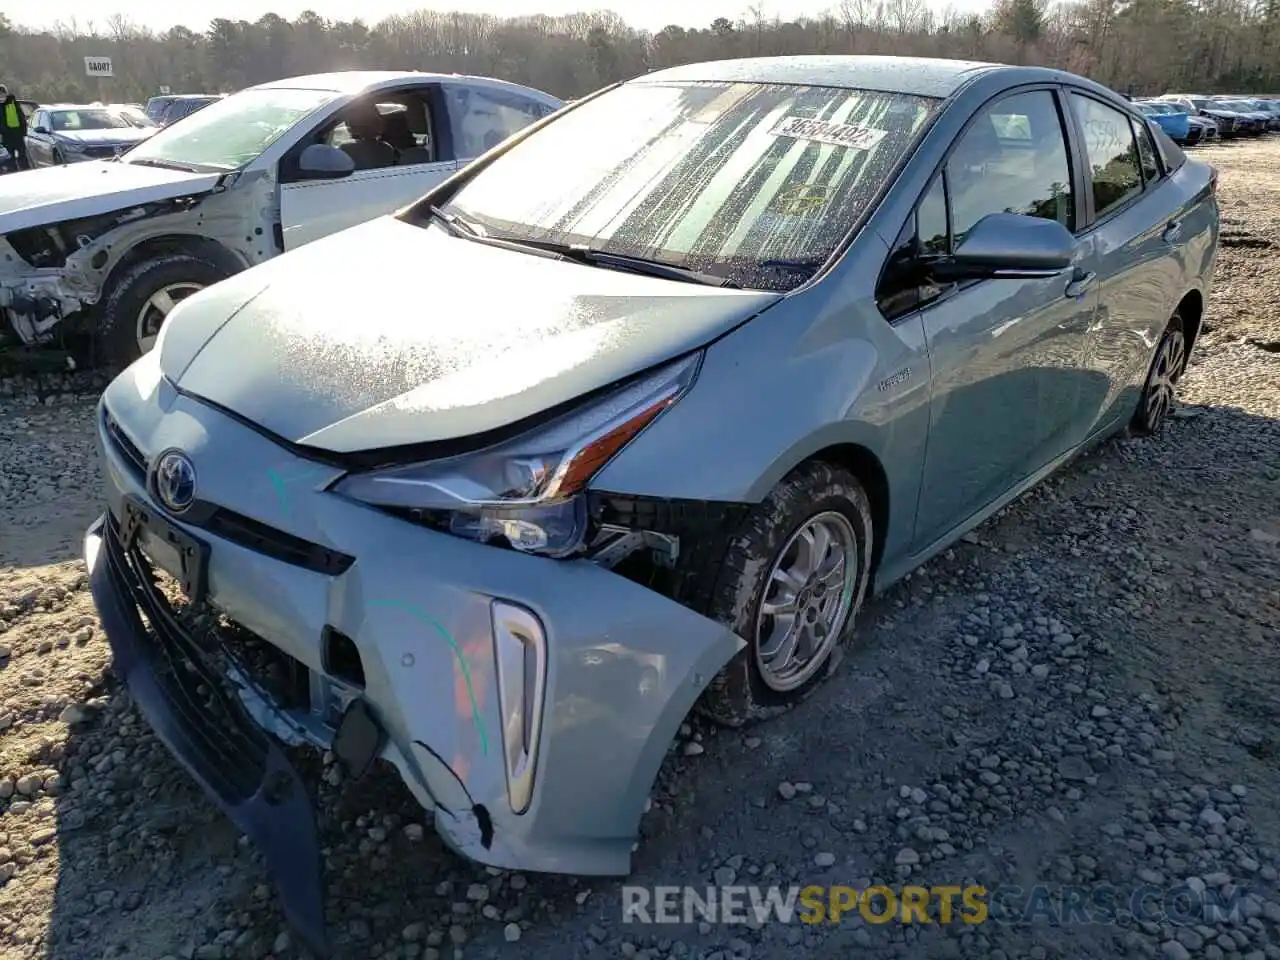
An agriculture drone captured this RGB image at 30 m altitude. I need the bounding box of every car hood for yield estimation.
[57,128,154,146]
[161,216,783,454]
[0,160,223,233]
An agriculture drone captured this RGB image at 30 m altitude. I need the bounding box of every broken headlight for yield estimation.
[332,352,701,558]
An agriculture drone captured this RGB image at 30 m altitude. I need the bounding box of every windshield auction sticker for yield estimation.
[770,115,888,150]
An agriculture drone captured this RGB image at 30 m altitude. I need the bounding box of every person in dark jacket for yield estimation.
[0,86,29,171]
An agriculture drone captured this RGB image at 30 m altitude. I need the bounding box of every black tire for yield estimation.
[96,253,230,368]
[694,461,875,727]
[1130,310,1187,436]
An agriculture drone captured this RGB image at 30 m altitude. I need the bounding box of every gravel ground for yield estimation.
[1,139,1278,960]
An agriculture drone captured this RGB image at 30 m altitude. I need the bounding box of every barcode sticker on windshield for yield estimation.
[769,115,888,150]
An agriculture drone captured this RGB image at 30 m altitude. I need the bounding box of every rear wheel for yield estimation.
[694,462,875,727]
[96,253,230,367]
[1130,310,1187,436]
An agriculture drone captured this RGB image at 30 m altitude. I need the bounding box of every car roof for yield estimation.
[636,55,1012,99]
[250,70,560,104]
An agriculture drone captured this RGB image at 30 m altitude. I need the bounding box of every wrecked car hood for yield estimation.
[161,215,783,454]
[0,160,223,233]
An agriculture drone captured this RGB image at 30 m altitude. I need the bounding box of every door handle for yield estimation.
[1163,220,1182,244]
[1064,270,1096,299]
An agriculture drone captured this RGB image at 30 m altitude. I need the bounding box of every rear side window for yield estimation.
[445,85,548,159]
[1131,118,1162,184]
[1070,94,1143,219]
[1148,121,1186,174]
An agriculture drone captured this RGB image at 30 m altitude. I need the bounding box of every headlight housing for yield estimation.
[60,139,86,154]
[332,352,701,557]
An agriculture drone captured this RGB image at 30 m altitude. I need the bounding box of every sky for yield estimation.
[3,0,982,35]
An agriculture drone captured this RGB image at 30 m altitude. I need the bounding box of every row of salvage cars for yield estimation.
[1135,92,1280,144]
[47,57,1221,955]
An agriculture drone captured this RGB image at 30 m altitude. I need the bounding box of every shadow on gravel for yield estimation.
[33,404,1280,960]
[0,503,106,571]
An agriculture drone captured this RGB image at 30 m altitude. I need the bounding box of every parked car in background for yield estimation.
[1186,114,1219,142]
[109,103,159,129]
[1136,101,1190,143]
[1247,97,1280,124]
[0,70,562,362]
[1206,98,1264,135]
[1167,96,1247,137]
[1219,97,1279,131]
[24,104,159,167]
[159,94,224,126]
[1141,99,1218,144]
[144,93,220,125]
[82,56,1219,955]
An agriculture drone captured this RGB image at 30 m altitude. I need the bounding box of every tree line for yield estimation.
[0,0,1276,108]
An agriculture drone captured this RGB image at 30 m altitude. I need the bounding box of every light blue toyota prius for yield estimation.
[84,56,1218,952]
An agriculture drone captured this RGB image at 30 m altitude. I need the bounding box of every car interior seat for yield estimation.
[339,101,395,170]
[381,109,430,165]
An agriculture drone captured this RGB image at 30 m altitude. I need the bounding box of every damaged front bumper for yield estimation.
[87,381,746,951]
[84,513,330,957]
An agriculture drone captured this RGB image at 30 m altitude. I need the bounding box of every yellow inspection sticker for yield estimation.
[769,115,888,150]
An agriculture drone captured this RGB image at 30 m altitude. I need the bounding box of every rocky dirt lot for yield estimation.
[1,139,1278,960]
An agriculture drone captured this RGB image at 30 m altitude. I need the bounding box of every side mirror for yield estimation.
[297,142,355,180]
[32,125,48,135]
[933,212,1075,281]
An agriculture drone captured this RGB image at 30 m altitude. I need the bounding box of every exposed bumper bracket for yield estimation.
[332,697,385,781]
[84,513,330,958]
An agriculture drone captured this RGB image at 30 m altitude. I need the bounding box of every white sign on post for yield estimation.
[84,56,114,78]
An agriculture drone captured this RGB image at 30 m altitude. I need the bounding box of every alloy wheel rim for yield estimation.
[136,282,204,353]
[754,510,859,693]
[1145,328,1186,430]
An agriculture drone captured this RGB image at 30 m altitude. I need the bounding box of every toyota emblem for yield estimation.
[153,449,197,514]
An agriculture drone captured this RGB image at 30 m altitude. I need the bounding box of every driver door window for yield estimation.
[947,89,1075,245]
[321,94,436,171]
[279,85,458,251]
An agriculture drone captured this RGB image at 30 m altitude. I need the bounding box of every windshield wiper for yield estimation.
[429,205,487,238]
[126,157,201,172]
[760,257,823,276]
[568,248,741,288]
[426,217,738,288]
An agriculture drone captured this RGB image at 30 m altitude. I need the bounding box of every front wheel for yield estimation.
[695,462,875,727]
[1130,310,1187,435]
[96,253,230,367]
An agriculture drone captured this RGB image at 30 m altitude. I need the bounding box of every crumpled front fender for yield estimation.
[342,555,746,876]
